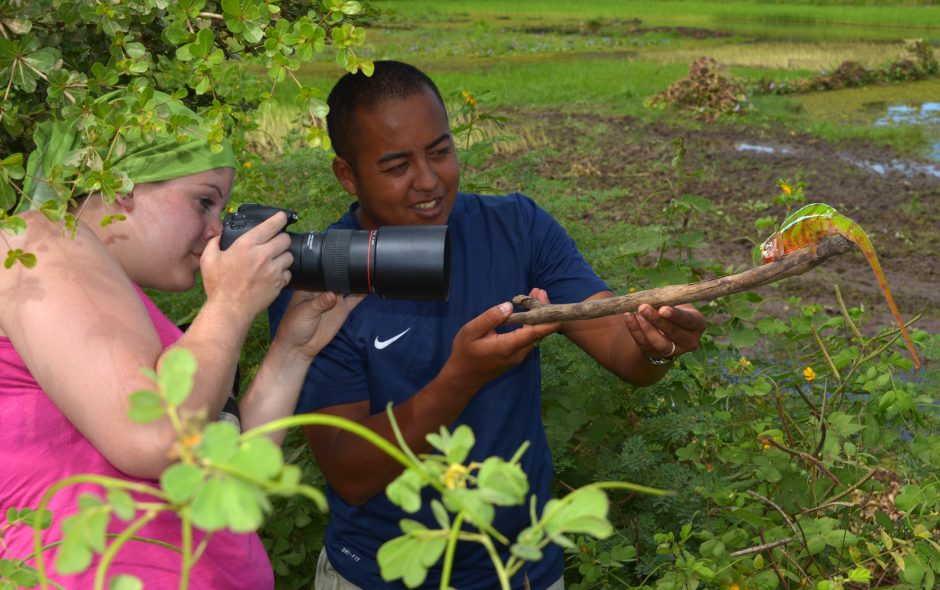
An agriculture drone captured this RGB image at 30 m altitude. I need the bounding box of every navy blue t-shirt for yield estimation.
[269,193,608,589]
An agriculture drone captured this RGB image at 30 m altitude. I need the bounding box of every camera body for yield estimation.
[220,204,450,301]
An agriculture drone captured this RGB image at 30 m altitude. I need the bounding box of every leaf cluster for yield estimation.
[0,0,373,260]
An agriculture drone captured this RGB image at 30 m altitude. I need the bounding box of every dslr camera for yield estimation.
[220,204,450,301]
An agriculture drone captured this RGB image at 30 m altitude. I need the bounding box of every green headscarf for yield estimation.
[22,89,236,210]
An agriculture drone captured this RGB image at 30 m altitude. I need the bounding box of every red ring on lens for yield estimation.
[366,229,376,293]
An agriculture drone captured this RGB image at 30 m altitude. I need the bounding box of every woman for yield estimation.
[0,89,358,588]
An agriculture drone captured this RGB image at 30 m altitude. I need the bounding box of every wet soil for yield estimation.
[498,110,940,335]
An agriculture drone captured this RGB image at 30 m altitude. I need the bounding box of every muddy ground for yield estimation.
[502,110,940,336]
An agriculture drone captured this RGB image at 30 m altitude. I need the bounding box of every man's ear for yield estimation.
[332,156,359,197]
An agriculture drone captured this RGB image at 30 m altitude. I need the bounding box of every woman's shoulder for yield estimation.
[0,212,117,328]
[6,210,100,252]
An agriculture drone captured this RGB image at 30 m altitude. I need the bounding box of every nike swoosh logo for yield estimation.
[374,328,411,350]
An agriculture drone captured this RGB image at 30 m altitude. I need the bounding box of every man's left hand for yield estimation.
[623,303,707,361]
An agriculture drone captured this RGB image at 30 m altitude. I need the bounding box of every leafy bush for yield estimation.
[0,0,372,240]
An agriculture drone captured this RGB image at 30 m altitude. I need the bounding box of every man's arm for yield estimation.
[562,291,707,387]
[304,294,559,505]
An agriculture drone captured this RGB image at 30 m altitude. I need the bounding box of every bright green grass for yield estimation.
[375,0,940,41]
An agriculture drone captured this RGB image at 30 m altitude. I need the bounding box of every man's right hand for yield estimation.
[442,288,560,392]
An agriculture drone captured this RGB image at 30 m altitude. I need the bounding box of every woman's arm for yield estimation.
[238,290,362,444]
[0,212,291,479]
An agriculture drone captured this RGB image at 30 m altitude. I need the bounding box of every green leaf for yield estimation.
[158,347,196,406]
[190,478,228,531]
[476,457,528,506]
[385,469,424,514]
[229,437,284,480]
[847,567,872,583]
[128,390,165,423]
[752,455,782,483]
[442,489,494,530]
[219,478,267,532]
[340,1,362,15]
[806,533,826,555]
[107,489,136,521]
[430,499,449,529]
[426,425,474,464]
[894,484,924,512]
[541,487,612,540]
[109,575,143,590]
[902,553,926,585]
[200,422,240,463]
[161,463,205,503]
[377,534,446,587]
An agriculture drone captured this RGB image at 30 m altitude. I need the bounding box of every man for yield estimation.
[269,60,707,589]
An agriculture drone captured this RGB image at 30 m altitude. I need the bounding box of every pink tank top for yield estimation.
[0,286,273,589]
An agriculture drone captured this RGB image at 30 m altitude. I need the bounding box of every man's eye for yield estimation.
[384,162,407,174]
[199,198,214,210]
[431,147,451,159]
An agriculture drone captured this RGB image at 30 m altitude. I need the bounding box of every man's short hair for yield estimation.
[326,60,446,162]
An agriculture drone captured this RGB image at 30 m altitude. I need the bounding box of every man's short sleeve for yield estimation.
[521,195,609,304]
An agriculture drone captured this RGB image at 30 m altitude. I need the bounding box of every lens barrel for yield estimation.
[288,225,450,301]
[220,204,450,301]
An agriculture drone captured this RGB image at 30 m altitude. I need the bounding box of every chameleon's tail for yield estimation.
[847,228,922,369]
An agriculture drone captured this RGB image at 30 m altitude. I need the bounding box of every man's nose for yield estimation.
[412,159,439,191]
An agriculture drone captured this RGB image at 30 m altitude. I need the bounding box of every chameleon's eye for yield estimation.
[760,243,774,263]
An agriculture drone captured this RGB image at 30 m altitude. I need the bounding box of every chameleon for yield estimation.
[761,203,921,369]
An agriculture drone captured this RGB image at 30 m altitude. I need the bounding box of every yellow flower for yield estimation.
[462,90,476,106]
[777,180,793,196]
[738,356,752,370]
[628,287,637,294]
[181,432,202,449]
[729,584,740,590]
[443,463,470,490]
[762,441,771,450]
[803,366,816,382]
[242,161,252,168]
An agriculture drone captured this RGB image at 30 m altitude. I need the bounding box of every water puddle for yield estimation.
[734,142,793,155]
[874,101,940,163]
[841,156,940,179]
[736,100,940,180]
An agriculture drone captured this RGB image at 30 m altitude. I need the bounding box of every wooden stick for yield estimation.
[506,234,854,325]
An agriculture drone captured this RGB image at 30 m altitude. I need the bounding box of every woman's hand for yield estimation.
[200,211,294,318]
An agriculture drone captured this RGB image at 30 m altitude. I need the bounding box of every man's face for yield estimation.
[332,86,460,230]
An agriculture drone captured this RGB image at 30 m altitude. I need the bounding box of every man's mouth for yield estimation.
[413,198,440,211]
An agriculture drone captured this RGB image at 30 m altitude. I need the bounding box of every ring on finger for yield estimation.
[666,340,677,358]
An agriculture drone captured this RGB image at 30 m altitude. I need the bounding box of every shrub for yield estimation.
[646,57,750,123]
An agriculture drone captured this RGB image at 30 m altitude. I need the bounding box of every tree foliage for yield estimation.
[0,0,373,237]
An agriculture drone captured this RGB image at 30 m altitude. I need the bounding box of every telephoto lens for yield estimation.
[220,204,450,301]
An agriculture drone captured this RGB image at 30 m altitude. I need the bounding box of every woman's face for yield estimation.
[115,167,235,291]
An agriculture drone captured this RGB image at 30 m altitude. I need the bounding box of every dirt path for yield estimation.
[501,110,940,335]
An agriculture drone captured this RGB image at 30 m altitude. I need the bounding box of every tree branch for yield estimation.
[506,234,854,325]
